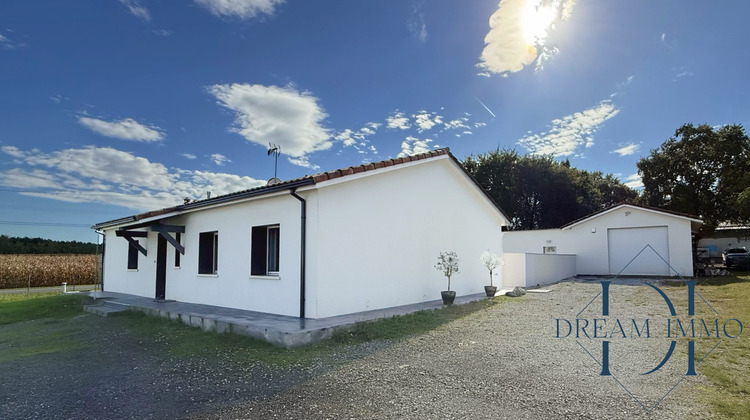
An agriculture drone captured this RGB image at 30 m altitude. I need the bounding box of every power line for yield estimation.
[0,220,91,228]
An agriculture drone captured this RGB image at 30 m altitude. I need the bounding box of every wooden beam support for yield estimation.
[115,230,148,256]
[150,224,185,233]
[150,224,185,255]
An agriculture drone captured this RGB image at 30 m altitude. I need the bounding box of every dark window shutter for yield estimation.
[127,241,139,270]
[174,232,181,268]
[198,232,214,274]
[251,226,267,275]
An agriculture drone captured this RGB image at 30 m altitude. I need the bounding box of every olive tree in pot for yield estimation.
[436,251,460,305]
[480,250,501,297]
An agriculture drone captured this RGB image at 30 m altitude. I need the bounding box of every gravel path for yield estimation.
[1,281,716,419]
[199,281,713,419]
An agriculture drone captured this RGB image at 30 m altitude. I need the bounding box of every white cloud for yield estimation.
[444,118,470,131]
[661,33,666,42]
[0,145,265,211]
[611,143,640,157]
[208,83,332,158]
[474,122,487,128]
[49,95,69,104]
[622,173,643,189]
[211,153,231,166]
[287,156,320,170]
[386,111,411,130]
[408,5,427,42]
[120,0,151,21]
[477,0,575,75]
[78,116,164,142]
[0,33,21,50]
[413,111,443,132]
[398,136,432,157]
[194,0,284,19]
[1,145,26,158]
[181,153,197,159]
[518,100,619,156]
[334,122,380,158]
[674,70,694,81]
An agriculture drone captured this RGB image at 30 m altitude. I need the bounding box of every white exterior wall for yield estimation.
[103,228,156,297]
[311,157,507,318]
[102,192,305,317]
[502,253,576,288]
[502,206,696,277]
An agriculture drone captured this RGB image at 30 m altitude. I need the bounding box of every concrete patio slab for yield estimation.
[84,291,488,348]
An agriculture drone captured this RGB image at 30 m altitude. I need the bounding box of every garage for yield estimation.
[607,226,670,275]
[502,204,703,278]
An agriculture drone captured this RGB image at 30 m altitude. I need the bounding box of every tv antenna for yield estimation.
[267,143,281,184]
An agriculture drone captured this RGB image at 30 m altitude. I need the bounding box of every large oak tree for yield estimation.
[463,149,637,230]
[637,123,750,234]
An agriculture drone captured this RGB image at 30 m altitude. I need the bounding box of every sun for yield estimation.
[521,1,559,45]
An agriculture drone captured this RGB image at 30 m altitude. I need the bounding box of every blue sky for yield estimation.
[1,0,748,243]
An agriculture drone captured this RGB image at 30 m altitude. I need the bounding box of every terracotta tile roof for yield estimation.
[93,147,510,229]
[311,148,449,183]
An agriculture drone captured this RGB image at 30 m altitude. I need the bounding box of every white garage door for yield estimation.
[608,227,670,276]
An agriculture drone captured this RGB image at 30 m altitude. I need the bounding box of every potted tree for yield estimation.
[480,250,501,297]
[436,251,460,305]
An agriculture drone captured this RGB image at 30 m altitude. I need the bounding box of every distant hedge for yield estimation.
[0,254,100,289]
[0,235,98,255]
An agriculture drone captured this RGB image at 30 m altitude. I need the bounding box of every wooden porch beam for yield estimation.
[150,224,185,233]
[115,230,148,256]
[150,224,186,255]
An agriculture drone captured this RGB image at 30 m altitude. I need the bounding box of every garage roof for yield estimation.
[561,203,703,231]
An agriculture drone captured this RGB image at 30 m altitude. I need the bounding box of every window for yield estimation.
[252,225,280,276]
[127,241,139,270]
[174,232,182,268]
[198,231,218,274]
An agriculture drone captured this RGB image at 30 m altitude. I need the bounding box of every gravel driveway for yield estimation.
[199,280,713,419]
[1,280,715,419]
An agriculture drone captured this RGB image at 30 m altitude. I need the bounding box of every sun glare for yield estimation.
[521,1,559,45]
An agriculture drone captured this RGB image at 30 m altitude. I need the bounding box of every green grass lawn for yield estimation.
[121,297,502,366]
[0,293,92,363]
[693,272,750,419]
[0,291,502,368]
[0,293,90,326]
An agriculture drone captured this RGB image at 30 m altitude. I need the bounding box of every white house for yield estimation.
[93,149,510,319]
[502,203,703,287]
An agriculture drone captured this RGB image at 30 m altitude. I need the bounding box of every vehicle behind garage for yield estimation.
[723,247,750,268]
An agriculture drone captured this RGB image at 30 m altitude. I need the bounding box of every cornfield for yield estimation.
[0,254,100,289]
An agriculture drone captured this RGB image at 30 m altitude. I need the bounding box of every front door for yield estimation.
[155,234,167,299]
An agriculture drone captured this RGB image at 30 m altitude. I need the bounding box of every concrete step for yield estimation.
[84,302,130,317]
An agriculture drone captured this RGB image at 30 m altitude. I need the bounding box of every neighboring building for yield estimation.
[502,203,703,286]
[697,224,750,260]
[93,149,510,319]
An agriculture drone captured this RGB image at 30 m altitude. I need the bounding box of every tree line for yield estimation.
[463,123,750,236]
[0,235,99,254]
[463,150,637,230]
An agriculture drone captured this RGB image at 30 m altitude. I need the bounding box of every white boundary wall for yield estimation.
[502,253,576,288]
[502,206,696,277]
